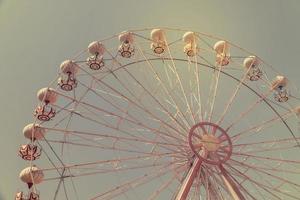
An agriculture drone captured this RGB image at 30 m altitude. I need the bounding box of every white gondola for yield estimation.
[87,41,105,70]
[182,31,198,57]
[20,123,43,160]
[243,56,262,81]
[34,88,57,121]
[150,29,166,54]
[118,31,135,58]
[58,60,79,91]
[214,40,230,66]
[271,75,289,102]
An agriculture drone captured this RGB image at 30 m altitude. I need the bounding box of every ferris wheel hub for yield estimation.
[188,122,232,165]
[200,134,221,152]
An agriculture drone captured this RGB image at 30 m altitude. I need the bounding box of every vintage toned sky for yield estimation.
[0,0,300,199]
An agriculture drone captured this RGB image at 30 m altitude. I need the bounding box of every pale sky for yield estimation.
[1,0,300,199]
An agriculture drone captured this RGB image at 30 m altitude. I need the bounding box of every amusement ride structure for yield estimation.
[15,28,300,200]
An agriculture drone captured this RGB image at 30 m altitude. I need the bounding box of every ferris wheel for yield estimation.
[15,28,300,200]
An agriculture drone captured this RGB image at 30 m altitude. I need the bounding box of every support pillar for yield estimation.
[219,165,246,200]
[175,157,202,200]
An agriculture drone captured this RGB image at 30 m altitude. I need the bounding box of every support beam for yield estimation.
[175,157,202,200]
[219,165,246,200]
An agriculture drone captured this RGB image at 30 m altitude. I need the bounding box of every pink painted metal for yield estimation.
[219,165,246,200]
[175,157,202,200]
[188,122,232,165]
